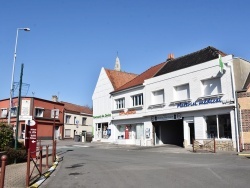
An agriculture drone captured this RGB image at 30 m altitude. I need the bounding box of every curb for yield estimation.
[29,156,59,188]
[238,153,250,156]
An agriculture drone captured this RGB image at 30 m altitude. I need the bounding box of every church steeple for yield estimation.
[114,53,121,71]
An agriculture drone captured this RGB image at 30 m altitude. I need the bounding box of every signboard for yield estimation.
[25,121,37,158]
[21,99,30,115]
[151,113,182,122]
[19,115,32,121]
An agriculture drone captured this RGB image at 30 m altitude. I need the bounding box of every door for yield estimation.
[154,125,160,145]
[189,123,195,144]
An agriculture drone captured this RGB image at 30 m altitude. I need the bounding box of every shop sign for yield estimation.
[151,113,181,122]
[93,114,111,119]
[119,109,136,116]
[177,98,221,108]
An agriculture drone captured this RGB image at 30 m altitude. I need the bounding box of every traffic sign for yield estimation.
[25,120,36,126]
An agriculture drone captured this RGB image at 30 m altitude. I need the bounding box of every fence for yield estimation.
[192,138,216,153]
[26,140,57,187]
[0,140,57,188]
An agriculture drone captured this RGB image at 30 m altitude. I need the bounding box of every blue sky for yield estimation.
[1,0,250,107]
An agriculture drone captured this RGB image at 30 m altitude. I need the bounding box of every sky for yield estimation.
[1,0,250,107]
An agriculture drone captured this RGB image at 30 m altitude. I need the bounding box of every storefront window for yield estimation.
[136,124,144,139]
[206,114,231,139]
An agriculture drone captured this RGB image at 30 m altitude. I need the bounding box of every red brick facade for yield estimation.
[0,97,64,141]
[237,89,250,150]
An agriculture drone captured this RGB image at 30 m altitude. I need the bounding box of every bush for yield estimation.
[0,122,14,151]
[4,146,27,163]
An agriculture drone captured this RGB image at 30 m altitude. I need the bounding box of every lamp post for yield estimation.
[8,28,30,125]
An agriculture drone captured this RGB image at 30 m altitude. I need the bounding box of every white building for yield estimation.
[92,56,137,142]
[109,46,250,151]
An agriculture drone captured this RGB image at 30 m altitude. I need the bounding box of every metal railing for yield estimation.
[192,137,216,153]
[26,140,57,187]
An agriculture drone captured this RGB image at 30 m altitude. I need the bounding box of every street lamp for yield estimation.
[8,28,30,125]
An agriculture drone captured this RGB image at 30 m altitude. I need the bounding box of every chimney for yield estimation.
[167,53,175,61]
[52,95,58,102]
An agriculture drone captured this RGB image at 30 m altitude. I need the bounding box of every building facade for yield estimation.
[106,47,250,151]
[92,57,137,142]
[62,101,93,141]
[0,96,64,140]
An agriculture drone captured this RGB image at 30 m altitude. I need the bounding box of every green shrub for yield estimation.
[0,122,14,151]
[4,146,27,163]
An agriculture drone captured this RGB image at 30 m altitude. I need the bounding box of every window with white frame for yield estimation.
[51,109,59,118]
[1,108,7,117]
[174,84,190,101]
[82,117,87,125]
[35,108,44,117]
[152,89,164,105]
[65,129,71,137]
[74,117,77,124]
[115,98,125,109]
[206,114,231,139]
[132,94,143,107]
[65,115,71,124]
[202,77,222,96]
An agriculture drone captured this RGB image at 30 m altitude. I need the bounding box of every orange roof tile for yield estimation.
[61,101,93,115]
[113,62,167,92]
[105,69,138,90]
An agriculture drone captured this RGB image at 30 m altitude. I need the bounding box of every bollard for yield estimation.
[192,138,194,153]
[39,146,43,175]
[214,137,216,153]
[54,140,57,161]
[46,145,49,168]
[26,149,30,187]
[0,155,7,188]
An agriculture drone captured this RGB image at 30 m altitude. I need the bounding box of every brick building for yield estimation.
[0,96,64,140]
[237,73,250,150]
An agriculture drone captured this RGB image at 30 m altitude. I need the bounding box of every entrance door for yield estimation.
[154,125,160,145]
[189,123,195,144]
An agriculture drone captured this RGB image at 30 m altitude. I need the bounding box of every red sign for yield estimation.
[25,122,37,158]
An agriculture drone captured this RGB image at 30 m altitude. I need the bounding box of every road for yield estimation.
[40,141,250,188]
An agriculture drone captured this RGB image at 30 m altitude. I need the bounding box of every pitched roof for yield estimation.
[61,101,93,115]
[105,69,137,90]
[155,46,227,77]
[243,72,250,90]
[113,62,167,93]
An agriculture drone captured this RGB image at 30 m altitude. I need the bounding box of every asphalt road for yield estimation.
[40,142,250,188]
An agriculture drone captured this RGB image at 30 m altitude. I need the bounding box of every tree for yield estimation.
[0,122,14,150]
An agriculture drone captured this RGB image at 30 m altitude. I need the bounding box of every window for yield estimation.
[65,115,71,124]
[132,94,143,107]
[1,108,7,117]
[82,117,87,125]
[74,117,77,124]
[202,78,222,96]
[152,89,164,105]
[136,124,144,139]
[11,107,17,117]
[35,108,44,117]
[206,114,231,139]
[65,129,71,137]
[115,98,125,109]
[174,84,190,101]
[51,109,59,118]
